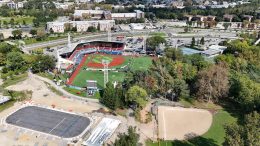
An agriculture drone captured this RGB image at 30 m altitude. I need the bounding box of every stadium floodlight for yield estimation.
[102,59,110,88]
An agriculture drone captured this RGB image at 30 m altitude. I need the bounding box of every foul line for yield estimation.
[49,118,66,134]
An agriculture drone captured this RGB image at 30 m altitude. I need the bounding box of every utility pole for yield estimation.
[102,60,110,88]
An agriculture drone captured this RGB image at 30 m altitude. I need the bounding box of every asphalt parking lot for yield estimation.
[6,106,91,138]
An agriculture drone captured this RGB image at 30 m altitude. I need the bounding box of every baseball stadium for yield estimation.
[57,39,153,96]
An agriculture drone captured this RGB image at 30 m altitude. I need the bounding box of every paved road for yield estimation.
[22,28,240,52]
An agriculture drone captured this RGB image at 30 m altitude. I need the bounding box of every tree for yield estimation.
[114,126,140,146]
[31,55,55,73]
[191,37,195,48]
[146,35,166,51]
[0,33,4,42]
[6,52,25,71]
[229,73,260,112]
[126,85,148,108]
[99,82,122,110]
[87,26,97,32]
[200,37,205,45]
[29,29,37,37]
[12,29,23,39]
[194,63,230,102]
[36,29,46,41]
[165,47,183,61]
[223,23,230,30]
[224,112,260,146]
[0,53,6,66]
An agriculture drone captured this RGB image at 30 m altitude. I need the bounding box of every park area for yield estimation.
[67,54,153,89]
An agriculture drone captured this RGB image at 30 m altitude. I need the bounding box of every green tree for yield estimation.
[6,52,25,71]
[200,37,205,45]
[229,73,260,112]
[165,47,183,61]
[12,29,23,39]
[99,82,118,110]
[31,55,55,73]
[0,33,4,41]
[87,26,97,32]
[0,53,6,66]
[29,29,37,37]
[146,35,166,51]
[114,126,140,146]
[224,112,260,146]
[191,37,195,48]
[126,85,148,108]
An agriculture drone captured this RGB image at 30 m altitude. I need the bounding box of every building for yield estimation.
[73,9,144,20]
[7,1,24,9]
[224,14,234,22]
[86,80,98,96]
[47,20,115,33]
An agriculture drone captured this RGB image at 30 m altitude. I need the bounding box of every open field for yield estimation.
[147,110,237,146]
[0,16,34,24]
[158,106,212,140]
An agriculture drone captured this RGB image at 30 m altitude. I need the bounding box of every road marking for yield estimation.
[49,118,66,134]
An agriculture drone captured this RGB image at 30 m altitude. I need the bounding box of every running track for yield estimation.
[67,55,88,85]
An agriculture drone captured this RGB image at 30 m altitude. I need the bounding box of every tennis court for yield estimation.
[5,106,91,138]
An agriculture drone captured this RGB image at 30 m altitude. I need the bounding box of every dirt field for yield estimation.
[158,106,213,140]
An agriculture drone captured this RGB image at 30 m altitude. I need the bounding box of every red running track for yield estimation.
[67,55,88,85]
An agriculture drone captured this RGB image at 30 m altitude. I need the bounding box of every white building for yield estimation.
[47,20,115,33]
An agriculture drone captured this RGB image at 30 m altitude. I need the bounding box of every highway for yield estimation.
[22,28,239,52]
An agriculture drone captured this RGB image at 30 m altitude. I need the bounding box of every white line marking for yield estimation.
[49,118,66,134]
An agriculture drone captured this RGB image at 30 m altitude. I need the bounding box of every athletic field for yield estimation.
[68,54,153,88]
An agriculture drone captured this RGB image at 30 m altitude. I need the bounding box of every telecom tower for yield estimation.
[102,60,110,88]
[107,23,111,42]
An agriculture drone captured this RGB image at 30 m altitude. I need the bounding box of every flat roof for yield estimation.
[6,106,91,138]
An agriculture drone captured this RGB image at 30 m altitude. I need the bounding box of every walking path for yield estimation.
[29,71,99,103]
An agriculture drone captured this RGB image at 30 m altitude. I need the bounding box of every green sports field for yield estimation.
[71,55,153,88]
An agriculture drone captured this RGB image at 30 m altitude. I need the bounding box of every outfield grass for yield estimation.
[70,56,152,89]
[128,56,153,71]
[72,70,125,88]
[146,110,237,146]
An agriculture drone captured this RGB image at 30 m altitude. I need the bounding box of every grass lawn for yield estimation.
[23,35,67,45]
[0,16,35,24]
[72,70,125,88]
[146,110,237,146]
[0,100,15,113]
[128,56,153,71]
[2,73,28,88]
[149,32,167,37]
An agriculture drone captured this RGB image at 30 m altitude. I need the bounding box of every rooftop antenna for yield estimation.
[102,60,110,88]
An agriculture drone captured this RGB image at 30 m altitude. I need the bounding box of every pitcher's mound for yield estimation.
[158,106,212,140]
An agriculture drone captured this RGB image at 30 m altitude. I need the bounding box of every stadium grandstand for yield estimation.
[57,40,125,70]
